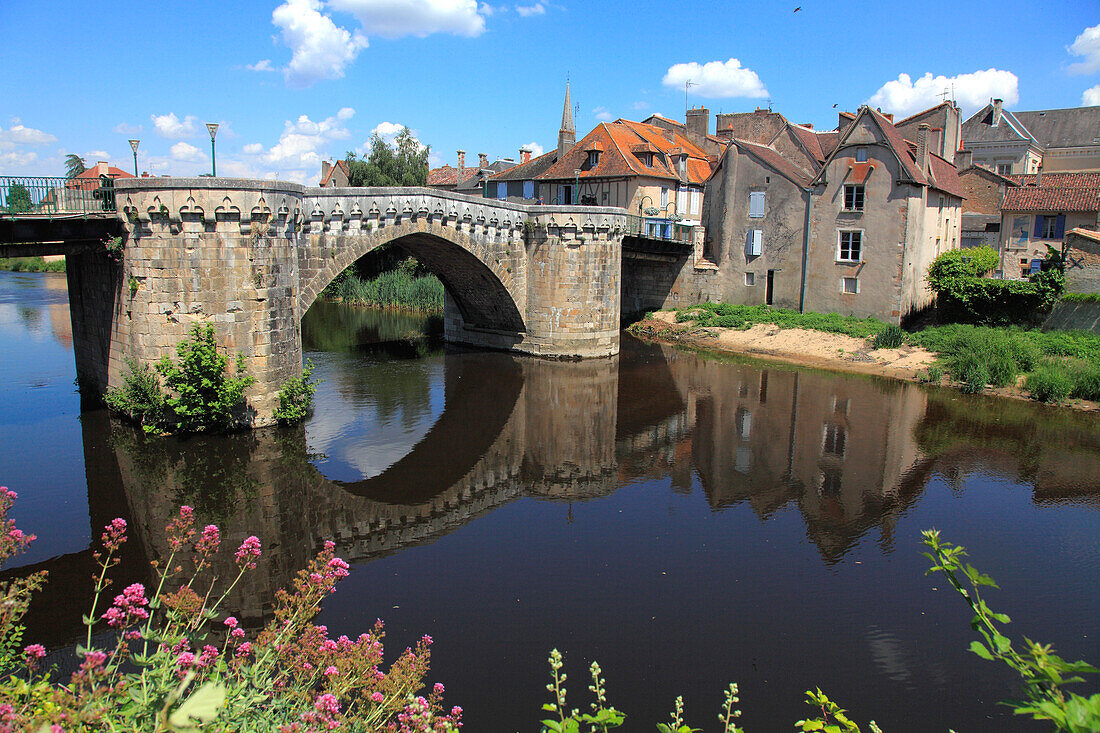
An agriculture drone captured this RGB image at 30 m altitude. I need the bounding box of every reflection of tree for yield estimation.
[302,300,442,353]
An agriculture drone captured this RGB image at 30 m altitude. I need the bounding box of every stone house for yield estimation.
[692,105,964,322]
[961,100,1044,175]
[1000,173,1100,279]
[956,153,1017,260]
[962,101,1100,174]
[319,160,349,187]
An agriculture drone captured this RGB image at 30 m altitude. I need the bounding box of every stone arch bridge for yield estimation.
[64,178,642,425]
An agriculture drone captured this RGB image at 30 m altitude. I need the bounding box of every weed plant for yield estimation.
[872,324,905,349]
[675,303,890,339]
[274,360,321,425]
[335,270,444,313]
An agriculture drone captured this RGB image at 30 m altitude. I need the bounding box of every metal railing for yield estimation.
[0,176,119,217]
[622,214,695,244]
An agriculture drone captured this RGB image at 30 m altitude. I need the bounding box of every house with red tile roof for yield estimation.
[319,160,349,187]
[1000,174,1100,279]
[67,161,135,191]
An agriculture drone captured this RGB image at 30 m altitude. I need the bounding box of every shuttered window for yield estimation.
[746,229,763,256]
[749,191,765,218]
[690,189,701,215]
[522,180,534,199]
[677,188,688,216]
[496,182,507,200]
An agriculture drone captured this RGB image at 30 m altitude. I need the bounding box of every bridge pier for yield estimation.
[87,179,629,427]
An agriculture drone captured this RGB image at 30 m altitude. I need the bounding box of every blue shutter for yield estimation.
[1033,216,1044,238]
[1054,214,1066,239]
[523,180,534,199]
[749,191,765,218]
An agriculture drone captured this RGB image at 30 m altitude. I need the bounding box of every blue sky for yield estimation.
[1,0,1097,184]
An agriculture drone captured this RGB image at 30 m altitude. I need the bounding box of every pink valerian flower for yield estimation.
[101,518,127,553]
[433,682,445,696]
[102,583,149,628]
[23,643,45,670]
[421,635,433,646]
[223,616,239,629]
[195,524,220,555]
[323,540,335,552]
[315,694,340,716]
[370,691,384,703]
[171,638,190,655]
[235,642,252,658]
[230,627,245,640]
[300,693,342,731]
[328,557,350,579]
[234,535,261,570]
[166,506,195,551]
[81,650,108,671]
[197,645,219,668]
[175,651,196,668]
[324,665,338,676]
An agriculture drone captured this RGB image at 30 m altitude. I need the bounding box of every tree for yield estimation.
[5,183,32,213]
[64,154,86,179]
[345,127,429,187]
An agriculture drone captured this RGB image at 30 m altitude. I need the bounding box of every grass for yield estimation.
[0,256,65,273]
[332,270,444,313]
[1061,292,1100,303]
[659,302,1100,405]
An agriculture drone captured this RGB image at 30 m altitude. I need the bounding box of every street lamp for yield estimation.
[573,169,581,205]
[206,123,219,177]
[128,139,140,177]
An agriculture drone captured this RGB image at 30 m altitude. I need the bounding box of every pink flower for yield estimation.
[195,524,220,554]
[323,540,335,552]
[370,691,384,703]
[197,645,218,668]
[234,536,261,570]
[166,506,195,551]
[314,694,340,716]
[235,642,252,658]
[433,682,445,696]
[102,583,149,628]
[231,627,245,639]
[101,518,127,552]
[324,665,338,676]
[223,616,239,629]
[421,634,433,646]
[176,651,196,667]
[81,651,108,670]
[23,643,45,669]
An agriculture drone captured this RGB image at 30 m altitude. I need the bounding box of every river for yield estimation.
[1,270,1098,731]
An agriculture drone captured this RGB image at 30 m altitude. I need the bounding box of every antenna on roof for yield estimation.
[685,80,697,114]
[938,87,950,102]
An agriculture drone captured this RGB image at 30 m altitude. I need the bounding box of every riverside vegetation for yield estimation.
[324,257,444,314]
[0,257,65,273]
[2,488,1095,730]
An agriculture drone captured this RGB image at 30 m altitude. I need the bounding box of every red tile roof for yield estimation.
[788,124,825,163]
[427,164,478,187]
[1009,172,1100,188]
[73,165,133,180]
[927,152,966,199]
[1002,187,1100,213]
[319,160,349,187]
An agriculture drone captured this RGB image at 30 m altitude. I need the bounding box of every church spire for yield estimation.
[557,80,576,159]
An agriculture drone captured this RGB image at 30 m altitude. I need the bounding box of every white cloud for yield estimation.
[262,109,356,170]
[85,150,110,159]
[662,58,768,99]
[522,141,544,157]
[151,113,199,139]
[273,0,368,88]
[328,0,487,38]
[866,69,1019,118]
[247,59,276,72]
[113,122,143,135]
[1084,85,1100,106]
[592,106,613,122]
[515,2,544,16]
[478,2,498,16]
[371,121,404,141]
[0,124,57,145]
[632,101,650,111]
[0,151,38,168]
[170,142,206,163]
[1068,24,1100,75]
[242,142,264,154]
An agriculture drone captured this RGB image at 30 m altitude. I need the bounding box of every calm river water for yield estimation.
[2,270,1099,731]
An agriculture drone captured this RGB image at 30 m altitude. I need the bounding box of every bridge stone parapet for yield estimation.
[96,178,630,426]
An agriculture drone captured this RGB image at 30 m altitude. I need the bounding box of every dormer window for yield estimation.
[856,147,868,163]
[585,150,600,169]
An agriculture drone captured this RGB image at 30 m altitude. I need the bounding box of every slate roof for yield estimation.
[1002,187,1100,213]
[488,150,559,182]
[962,104,1037,144]
[1013,107,1100,148]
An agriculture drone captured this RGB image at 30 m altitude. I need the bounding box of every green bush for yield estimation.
[156,324,255,433]
[872,324,905,349]
[330,267,444,313]
[104,358,167,433]
[274,360,321,424]
[1071,361,1100,402]
[1026,362,1074,403]
[927,247,1064,325]
[1061,292,1100,303]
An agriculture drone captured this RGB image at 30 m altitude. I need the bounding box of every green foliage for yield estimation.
[156,324,255,433]
[673,302,891,339]
[1026,361,1076,403]
[541,649,627,733]
[1061,292,1100,303]
[872,324,905,349]
[0,257,65,273]
[103,235,124,264]
[923,530,1100,732]
[927,247,1064,325]
[105,358,168,433]
[796,689,879,732]
[345,128,430,187]
[1070,360,1100,401]
[5,183,31,213]
[329,266,445,313]
[274,361,321,425]
[64,153,86,179]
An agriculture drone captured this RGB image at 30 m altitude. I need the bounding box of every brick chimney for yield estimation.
[917,123,930,173]
[991,99,1003,127]
[1036,164,1043,187]
[954,148,973,169]
[457,150,465,177]
[97,161,109,176]
[478,152,488,169]
[321,160,331,185]
[686,106,709,142]
[520,148,531,164]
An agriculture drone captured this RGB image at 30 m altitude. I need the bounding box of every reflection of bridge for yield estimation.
[3,176,700,425]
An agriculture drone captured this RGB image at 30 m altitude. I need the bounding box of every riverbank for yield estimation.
[0,256,65,273]
[629,310,1100,412]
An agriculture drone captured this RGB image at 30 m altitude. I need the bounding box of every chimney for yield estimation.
[478,152,488,169]
[457,150,466,177]
[991,99,1003,127]
[916,123,930,173]
[686,106,710,142]
[321,160,331,184]
[954,148,973,169]
[97,161,109,176]
[1036,164,1043,188]
[520,148,531,164]
[930,128,943,157]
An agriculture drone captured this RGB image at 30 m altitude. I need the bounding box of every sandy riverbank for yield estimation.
[628,312,1100,412]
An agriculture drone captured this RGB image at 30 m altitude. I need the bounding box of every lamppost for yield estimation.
[573,169,581,205]
[128,139,140,177]
[206,123,219,177]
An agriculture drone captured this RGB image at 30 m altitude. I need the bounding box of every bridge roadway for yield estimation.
[6,177,696,426]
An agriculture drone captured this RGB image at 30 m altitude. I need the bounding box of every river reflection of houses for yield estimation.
[87,339,1100,625]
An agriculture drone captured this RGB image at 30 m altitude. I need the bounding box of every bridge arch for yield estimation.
[298,221,525,334]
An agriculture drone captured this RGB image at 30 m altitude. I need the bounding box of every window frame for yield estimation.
[837,229,863,263]
[745,271,756,286]
[842,184,865,211]
[841,276,859,294]
[748,191,766,218]
[855,147,868,163]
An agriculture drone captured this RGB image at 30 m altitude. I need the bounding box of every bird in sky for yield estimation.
[794,6,801,11]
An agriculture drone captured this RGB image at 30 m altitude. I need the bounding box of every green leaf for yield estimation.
[969,641,995,660]
[541,720,562,733]
[167,681,226,732]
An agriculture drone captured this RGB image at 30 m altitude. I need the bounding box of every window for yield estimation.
[996,163,1011,175]
[841,276,859,294]
[660,187,669,208]
[690,189,701,215]
[838,230,862,262]
[560,185,572,205]
[746,229,763,257]
[736,408,752,439]
[585,150,600,168]
[843,184,865,211]
[855,147,868,162]
[496,182,507,200]
[522,180,534,199]
[823,423,847,456]
[745,271,756,286]
[1034,214,1065,240]
[748,191,765,218]
[678,156,687,177]
[677,187,688,216]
